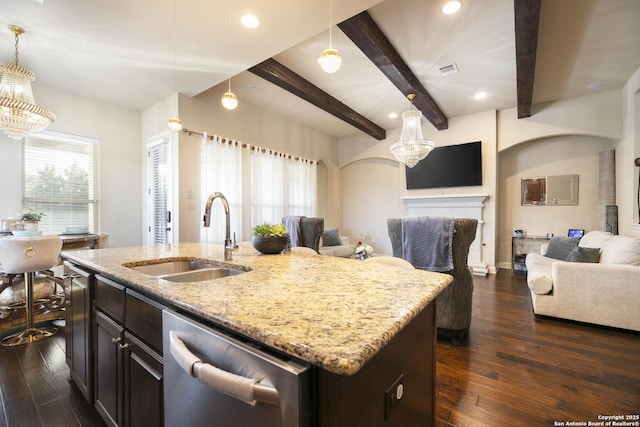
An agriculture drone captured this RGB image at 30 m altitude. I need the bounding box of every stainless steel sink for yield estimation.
[127,260,216,276]
[161,268,244,282]
[124,259,246,282]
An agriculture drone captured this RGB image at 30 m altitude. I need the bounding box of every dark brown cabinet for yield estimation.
[64,261,94,403]
[93,274,165,427]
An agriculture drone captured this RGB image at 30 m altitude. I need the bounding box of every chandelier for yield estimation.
[0,25,55,139]
[389,94,435,168]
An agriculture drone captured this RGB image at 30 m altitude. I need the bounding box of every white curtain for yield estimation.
[288,157,317,216]
[200,134,245,243]
[250,147,317,227]
[251,147,286,226]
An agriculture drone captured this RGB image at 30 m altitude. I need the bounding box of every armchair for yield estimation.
[388,217,478,344]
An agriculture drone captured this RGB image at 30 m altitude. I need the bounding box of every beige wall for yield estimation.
[618,66,640,236]
[338,110,498,267]
[141,85,341,243]
[497,135,614,268]
[0,83,142,248]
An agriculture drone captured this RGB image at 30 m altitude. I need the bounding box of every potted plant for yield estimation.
[251,223,290,254]
[19,211,45,231]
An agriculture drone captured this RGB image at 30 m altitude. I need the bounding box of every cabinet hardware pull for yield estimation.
[120,343,130,349]
[112,337,121,344]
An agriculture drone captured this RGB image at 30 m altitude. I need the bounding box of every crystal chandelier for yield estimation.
[317,0,341,73]
[0,25,55,139]
[389,94,435,168]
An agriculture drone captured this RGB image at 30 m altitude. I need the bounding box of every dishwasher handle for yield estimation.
[169,330,280,406]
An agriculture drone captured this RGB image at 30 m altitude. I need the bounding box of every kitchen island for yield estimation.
[61,243,453,426]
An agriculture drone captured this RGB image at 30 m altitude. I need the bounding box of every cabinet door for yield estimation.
[65,261,94,403]
[95,310,124,427]
[122,331,163,427]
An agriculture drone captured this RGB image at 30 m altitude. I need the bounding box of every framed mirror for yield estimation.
[521,174,579,206]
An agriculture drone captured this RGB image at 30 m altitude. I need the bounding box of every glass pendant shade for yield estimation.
[221,91,238,110]
[318,48,341,73]
[167,117,183,132]
[389,106,435,168]
[0,26,55,140]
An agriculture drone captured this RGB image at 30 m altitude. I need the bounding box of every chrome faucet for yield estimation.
[203,192,238,261]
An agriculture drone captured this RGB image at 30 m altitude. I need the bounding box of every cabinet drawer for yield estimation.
[95,275,126,323]
[125,290,164,354]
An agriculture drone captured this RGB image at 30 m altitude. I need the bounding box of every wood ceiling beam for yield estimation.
[514,0,541,118]
[248,58,386,140]
[338,11,448,131]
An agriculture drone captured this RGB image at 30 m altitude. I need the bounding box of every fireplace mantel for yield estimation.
[403,193,489,275]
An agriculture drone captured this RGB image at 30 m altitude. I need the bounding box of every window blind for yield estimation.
[22,131,100,234]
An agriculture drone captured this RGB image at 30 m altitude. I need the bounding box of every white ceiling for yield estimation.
[3,0,640,139]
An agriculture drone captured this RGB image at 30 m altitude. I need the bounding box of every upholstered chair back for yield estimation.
[387,217,478,344]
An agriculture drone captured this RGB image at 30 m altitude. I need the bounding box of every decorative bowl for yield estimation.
[251,235,290,254]
[65,226,89,234]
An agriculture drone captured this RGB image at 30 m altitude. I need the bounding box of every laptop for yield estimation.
[567,229,584,238]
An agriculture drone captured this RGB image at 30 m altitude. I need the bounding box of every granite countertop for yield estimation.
[61,243,452,375]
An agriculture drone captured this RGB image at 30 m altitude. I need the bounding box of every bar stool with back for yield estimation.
[0,235,63,346]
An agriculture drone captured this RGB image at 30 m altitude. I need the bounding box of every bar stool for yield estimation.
[0,235,63,346]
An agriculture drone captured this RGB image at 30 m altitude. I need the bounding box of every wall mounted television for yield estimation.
[405,141,482,189]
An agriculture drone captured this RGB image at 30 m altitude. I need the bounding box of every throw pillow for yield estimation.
[599,236,640,266]
[544,236,580,260]
[565,246,600,263]
[321,228,342,246]
[578,231,613,249]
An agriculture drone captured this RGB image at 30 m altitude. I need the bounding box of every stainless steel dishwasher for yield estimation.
[163,310,312,427]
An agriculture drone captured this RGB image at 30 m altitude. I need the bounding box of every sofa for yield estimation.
[525,231,640,331]
[388,217,478,344]
[318,228,354,257]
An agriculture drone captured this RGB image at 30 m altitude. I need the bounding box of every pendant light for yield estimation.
[317,0,341,73]
[389,94,435,168]
[0,25,56,139]
[221,77,238,110]
[221,7,238,110]
[167,0,183,132]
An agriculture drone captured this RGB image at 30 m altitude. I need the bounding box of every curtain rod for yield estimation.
[181,128,315,164]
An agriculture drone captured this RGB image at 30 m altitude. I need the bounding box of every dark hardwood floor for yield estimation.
[0,270,638,427]
[436,270,640,427]
[0,321,104,427]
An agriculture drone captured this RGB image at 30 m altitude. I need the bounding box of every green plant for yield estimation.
[19,211,45,222]
[252,223,288,237]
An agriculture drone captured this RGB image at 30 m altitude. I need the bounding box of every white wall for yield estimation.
[0,84,142,248]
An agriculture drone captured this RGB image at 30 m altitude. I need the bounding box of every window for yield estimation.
[199,135,316,241]
[22,130,100,234]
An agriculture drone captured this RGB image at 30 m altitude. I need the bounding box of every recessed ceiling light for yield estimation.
[240,14,260,29]
[442,1,462,15]
[586,82,605,90]
[474,91,487,100]
[247,84,259,91]
[388,112,398,119]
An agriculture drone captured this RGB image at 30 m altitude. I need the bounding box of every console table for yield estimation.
[511,236,550,272]
[61,234,100,250]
